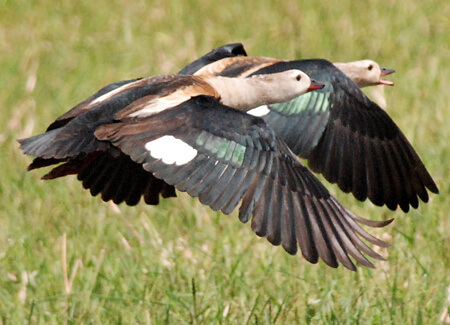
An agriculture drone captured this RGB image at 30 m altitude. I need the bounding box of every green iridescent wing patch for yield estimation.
[196,130,247,167]
[270,91,331,116]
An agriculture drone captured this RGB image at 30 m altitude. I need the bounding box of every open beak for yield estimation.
[307,79,325,91]
[379,67,395,86]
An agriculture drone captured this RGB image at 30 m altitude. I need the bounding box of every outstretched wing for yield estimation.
[249,59,438,212]
[95,95,392,270]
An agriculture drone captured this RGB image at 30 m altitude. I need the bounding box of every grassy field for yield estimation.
[1,0,449,323]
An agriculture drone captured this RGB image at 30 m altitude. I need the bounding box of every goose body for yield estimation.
[182,44,438,212]
[19,69,394,271]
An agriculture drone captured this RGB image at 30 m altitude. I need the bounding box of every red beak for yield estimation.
[307,79,325,91]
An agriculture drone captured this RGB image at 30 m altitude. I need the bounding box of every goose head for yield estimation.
[250,69,325,99]
[334,60,395,88]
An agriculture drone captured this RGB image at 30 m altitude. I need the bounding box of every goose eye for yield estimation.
[368,64,373,71]
[296,74,301,81]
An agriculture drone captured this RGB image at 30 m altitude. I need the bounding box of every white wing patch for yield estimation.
[145,135,197,166]
[247,105,270,117]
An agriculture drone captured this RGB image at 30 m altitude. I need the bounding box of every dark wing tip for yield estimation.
[427,180,439,194]
[178,43,248,75]
[223,42,247,56]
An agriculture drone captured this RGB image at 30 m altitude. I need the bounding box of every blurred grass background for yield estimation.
[0,0,449,323]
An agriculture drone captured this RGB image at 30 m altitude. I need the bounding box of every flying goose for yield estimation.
[183,45,438,212]
[19,70,394,271]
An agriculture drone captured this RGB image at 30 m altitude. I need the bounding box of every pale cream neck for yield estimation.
[202,71,311,111]
[334,62,364,86]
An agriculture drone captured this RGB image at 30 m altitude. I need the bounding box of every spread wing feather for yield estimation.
[93,95,391,270]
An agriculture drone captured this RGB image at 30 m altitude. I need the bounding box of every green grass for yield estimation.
[1,0,449,323]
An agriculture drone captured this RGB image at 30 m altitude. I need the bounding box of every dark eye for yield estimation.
[368,64,373,71]
[296,74,301,81]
